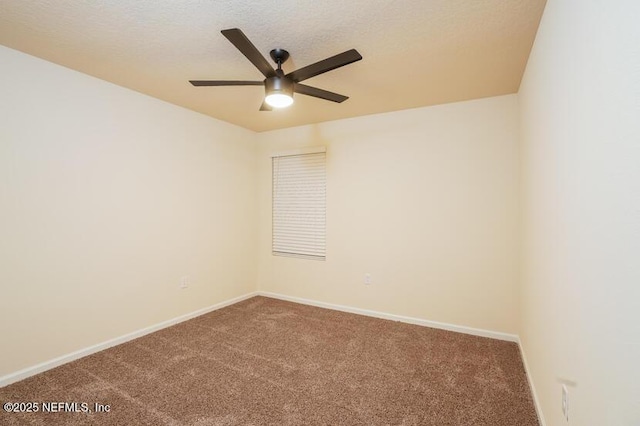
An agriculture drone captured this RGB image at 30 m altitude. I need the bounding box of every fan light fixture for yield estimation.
[265,74,294,108]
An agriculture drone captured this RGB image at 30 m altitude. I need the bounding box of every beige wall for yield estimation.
[0,46,258,377]
[518,1,640,425]
[256,95,521,334]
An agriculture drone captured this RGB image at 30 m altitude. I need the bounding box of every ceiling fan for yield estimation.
[189,28,362,111]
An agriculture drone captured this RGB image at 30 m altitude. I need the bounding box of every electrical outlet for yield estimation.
[364,273,372,285]
[561,385,569,422]
[180,275,190,289]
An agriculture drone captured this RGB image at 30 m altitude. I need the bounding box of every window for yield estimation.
[272,148,326,260]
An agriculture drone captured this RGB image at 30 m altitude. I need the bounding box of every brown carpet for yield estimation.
[0,296,539,425]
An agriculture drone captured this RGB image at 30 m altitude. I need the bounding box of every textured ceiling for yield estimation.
[0,0,546,132]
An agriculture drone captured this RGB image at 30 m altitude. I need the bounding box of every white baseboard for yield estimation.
[517,337,546,426]
[257,291,519,342]
[0,291,258,388]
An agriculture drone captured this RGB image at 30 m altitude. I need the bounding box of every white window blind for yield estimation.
[272,151,326,260]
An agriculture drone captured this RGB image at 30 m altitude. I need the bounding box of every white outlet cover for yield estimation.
[180,276,190,289]
[364,273,372,285]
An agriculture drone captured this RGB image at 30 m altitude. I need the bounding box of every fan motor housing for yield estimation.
[265,75,294,97]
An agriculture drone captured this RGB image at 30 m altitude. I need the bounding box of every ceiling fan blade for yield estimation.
[287,49,362,83]
[221,28,276,78]
[259,101,273,111]
[189,80,263,86]
[294,83,348,103]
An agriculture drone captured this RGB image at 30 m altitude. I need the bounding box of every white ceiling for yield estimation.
[0,0,546,132]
